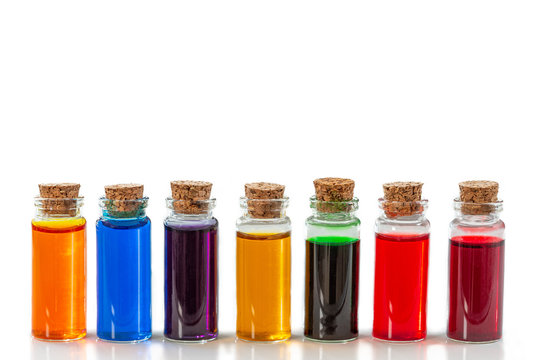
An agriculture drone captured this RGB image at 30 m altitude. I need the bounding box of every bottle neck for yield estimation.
[309,196,359,223]
[99,197,148,220]
[240,197,289,220]
[34,197,84,219]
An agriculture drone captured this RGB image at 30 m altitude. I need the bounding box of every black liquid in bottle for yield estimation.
[304,237,360,341]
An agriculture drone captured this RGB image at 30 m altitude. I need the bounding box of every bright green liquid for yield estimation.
[307,236,359,245]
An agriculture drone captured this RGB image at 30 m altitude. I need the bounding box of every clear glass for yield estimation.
[447,199,505,343]
[164,198,218,343]
[236,197,291,342]
[305,197,360,342]
[32,197,87,341]
[96,197,151,343]
[373,199,430,342]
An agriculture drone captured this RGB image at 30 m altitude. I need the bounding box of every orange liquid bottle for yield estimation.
[32,184,86,341]
[236,183,291,342]
[236,231,291,341]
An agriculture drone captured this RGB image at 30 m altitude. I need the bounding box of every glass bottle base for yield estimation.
[447,336,501,344]
[372,336,425,343]
[304,336,358,343]
[32,332,86,342]
[97,335,152,344]
[164,335,218,344]
[236,336,290,343]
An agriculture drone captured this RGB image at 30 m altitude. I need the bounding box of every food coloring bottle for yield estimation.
[32,183,86,341]
[96,184,152,342]
[448,180,505,343]
[304,178,360,342]
[236,182,291,342]
[373,181,430,342]
[164,181,218,342]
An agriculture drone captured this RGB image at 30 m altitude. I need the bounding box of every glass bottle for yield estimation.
[236,197,291,342]
[96,195,152,342]
[447,199,505,343]
[304,197,360,342]
[32,186,86,341]
[373,198,430,342]
[164,198,218,342]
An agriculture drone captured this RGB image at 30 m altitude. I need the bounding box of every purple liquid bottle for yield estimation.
[164,181,218,342]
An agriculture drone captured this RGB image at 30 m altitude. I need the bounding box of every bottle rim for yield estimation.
[309,195,359,213]
[34,197,84,210]
[453,198,503,213]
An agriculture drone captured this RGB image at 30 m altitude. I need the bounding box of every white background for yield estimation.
[0,0,539,359]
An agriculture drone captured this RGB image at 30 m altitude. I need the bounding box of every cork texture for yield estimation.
[171,180,212,214]
[459,180,499,215]
[104,183,144,214]
[382,181,424,217]
[245,182,285,219]
[313,177,355,213]
[38,183,81,216]
[39,183,80,198]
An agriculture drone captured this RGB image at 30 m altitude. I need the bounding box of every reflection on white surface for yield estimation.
[445,339,504,360]
[371,339,427,360]
[94,337,151,360]
[31,337,87,360]
[160,334,227,360]
[301,337,359,360]
[28,332,508,360]
[234,336,292,360]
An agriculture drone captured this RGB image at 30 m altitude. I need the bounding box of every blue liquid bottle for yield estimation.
[96,184,152,342]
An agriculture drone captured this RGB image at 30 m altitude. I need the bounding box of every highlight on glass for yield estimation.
[164,181,218,343]
[236,182,291,342]
[96,184,152,342]
[32,183,87,341]
[373,181,430,342]
[304,177,360,342]
[447,180,505,343]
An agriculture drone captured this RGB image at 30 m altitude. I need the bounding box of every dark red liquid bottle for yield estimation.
[447,181,505,343]
[373,182,430,342]
[448,235,504,342]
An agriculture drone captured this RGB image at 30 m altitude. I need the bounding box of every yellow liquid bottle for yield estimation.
[236,183,291,342]
[236,231,291,341]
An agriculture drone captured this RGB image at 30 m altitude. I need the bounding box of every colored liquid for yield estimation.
[236,231,291,342]
[373,232,429,341]
[304,236,359,341]
[96,217,152,342]
[164,219,218,342]
[448,236,505,342]
[32,218,87,341]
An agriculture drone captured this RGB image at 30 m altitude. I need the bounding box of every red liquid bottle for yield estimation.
[447,181,505,343]
[373,182,430,342]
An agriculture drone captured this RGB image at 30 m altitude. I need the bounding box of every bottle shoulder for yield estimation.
[165,216,218,231]
[374,215,430,234]
[449,217,505,238]
[33,216,86,230]
[236,216,291,234]
[97,216,150,230]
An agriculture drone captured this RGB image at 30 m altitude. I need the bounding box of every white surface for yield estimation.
[1,0,539,359]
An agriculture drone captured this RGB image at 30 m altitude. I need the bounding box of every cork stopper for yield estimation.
[245,182,285,219]
[382,181,424,217]
[459,180,499,215]
[39,183,80,198]
[104,183,144,214]
[170,180,213,214]
[313,177,355,213]
[38,183,81,216]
